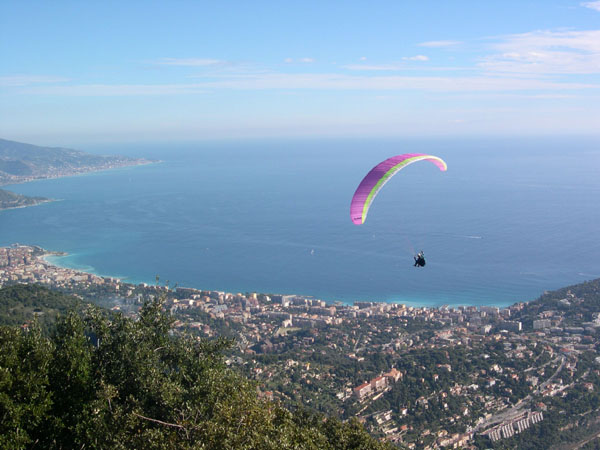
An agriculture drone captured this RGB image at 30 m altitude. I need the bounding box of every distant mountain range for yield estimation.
[0,138,152,186]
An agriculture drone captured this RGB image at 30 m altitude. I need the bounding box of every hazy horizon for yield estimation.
[2,1,600,145]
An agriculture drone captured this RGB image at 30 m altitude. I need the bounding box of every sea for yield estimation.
[1,136,599,308]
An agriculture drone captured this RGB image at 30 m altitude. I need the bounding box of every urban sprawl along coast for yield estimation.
[2,244,600,449]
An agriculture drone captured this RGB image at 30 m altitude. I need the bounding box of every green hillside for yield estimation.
[0,284,83,330]
[0,188,49,210]
[0,138,150,185]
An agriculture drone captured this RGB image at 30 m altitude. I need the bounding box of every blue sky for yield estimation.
[1,0,599,145]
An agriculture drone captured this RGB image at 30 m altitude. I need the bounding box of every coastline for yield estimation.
[0,153,157,211]
[40,251,126,283]
[31,245,518,309]
[0,158,158,212]
[0,198,57,212]
[0,158,159,189]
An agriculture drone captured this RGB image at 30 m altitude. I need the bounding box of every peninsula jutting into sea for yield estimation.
[0,138,154,186]
[0,188,52,211]
[0,138,154,210]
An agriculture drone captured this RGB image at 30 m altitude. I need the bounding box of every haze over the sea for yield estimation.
[2,136,599,307]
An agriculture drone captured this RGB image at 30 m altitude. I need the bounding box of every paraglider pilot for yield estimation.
[414,251,426,267]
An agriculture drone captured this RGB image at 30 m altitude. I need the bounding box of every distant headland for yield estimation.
[0,138,156,210]
[0,188,52,211]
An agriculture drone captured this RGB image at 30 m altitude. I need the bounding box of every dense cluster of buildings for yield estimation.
[0,246,539,340]
[0,245,112,288]
[481,410,544,442]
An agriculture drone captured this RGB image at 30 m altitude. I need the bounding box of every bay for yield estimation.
[2,137,599,307]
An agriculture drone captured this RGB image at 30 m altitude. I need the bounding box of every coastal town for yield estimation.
[2,244,600,449]
[0,138,153,187]
[0,156,149,186]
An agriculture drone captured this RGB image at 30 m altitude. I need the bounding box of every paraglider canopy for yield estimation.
[350,153,447,225]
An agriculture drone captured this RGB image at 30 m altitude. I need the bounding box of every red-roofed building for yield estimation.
[371,375,387,391]
[354,382,372,400]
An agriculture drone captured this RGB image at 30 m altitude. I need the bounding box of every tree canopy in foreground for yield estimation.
[0,290,391,449]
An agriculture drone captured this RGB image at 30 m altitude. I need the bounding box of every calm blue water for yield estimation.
[2,137,599,307]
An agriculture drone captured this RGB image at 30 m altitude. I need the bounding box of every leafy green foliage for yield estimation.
[0,321,53,448]
[517,278,600,325]
[0,284,83,331]
[0,294,391,449]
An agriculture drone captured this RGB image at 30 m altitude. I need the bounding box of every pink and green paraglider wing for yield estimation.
[350,153,447,225]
